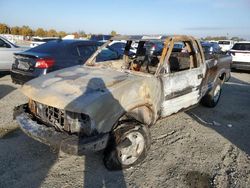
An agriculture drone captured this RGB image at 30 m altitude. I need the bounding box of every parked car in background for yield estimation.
[90,35,112,42]
[144,41,164,55]
[96,47,120,61]
[11,39,119,84]
[108,41,137,56]
[0,36,29,71]
[229,41,250,70]
[30,37,59,48]
[109,39,164,57]
[173,42,185,50]
[218,40,235,52]
[208,40,218,44]
[201,41,221,54]
[0,34,17,44]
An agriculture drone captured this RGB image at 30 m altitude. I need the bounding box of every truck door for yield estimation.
[158,38,206,117]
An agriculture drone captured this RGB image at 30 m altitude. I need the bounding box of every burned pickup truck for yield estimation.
[15,35,231,170]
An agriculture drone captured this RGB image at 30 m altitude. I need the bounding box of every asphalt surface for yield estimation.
[0,71,249,188]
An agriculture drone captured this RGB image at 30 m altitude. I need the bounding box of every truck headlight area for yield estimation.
[28,99,97,136]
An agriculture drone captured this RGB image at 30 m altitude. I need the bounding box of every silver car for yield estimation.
[0,36,28,71]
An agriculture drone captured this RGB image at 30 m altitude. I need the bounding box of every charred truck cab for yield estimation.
[15,35,231,170]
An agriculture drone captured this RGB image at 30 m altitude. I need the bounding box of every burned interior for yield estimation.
[86,36,204,77]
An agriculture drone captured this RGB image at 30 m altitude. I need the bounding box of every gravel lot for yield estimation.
[0,71,249,188]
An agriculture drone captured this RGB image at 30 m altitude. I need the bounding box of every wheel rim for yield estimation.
[213,84,221,102]
[117,131,145,165]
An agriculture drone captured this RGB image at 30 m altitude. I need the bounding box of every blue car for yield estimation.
[11,39,119,84]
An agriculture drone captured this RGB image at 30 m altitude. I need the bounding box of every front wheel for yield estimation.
[201,79,222,107]
[103,122,151,170]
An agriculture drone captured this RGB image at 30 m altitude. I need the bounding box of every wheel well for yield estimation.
[117,106,154,127]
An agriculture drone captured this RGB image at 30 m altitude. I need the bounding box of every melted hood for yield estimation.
[21,65,133,111]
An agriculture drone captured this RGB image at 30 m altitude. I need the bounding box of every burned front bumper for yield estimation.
[14,104,109,155]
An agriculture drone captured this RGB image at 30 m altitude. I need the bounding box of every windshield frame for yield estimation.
[84,36,204,77]
[85,40,113,66]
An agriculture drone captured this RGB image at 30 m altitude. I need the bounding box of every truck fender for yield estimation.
[116,105,156,128]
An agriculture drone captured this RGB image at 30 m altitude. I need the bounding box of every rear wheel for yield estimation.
[103,121,151,170]
[201,79,222,107]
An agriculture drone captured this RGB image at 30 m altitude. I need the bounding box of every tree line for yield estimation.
[1,23,243,40]
[0,23,69,37]
[0,23,118,38]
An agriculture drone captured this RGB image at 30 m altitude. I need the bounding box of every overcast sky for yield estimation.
[0,0,249,39]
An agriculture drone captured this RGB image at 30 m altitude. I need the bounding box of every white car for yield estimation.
[30,37,59,48]
[229,41,250,70]
[218,40,235,52]
[0,36,29,71]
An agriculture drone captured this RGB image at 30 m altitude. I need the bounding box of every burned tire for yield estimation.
[201,79,222,108]
[103,122,151,170]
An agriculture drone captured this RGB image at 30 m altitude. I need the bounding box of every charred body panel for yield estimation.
[20,66,161,133]
[15,35,231,158]
[160,67,204,117]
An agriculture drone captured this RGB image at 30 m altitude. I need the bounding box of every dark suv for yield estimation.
[11,39,119,84]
